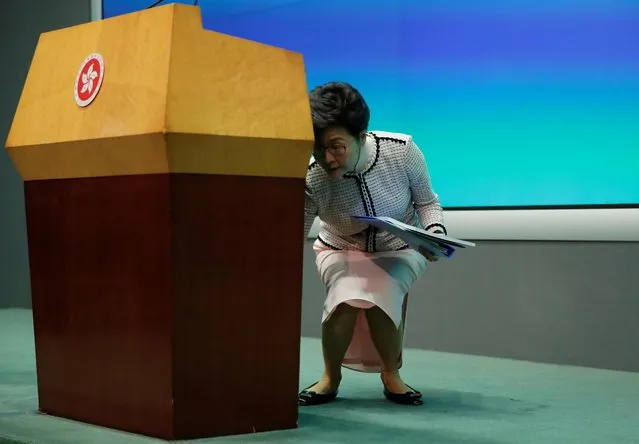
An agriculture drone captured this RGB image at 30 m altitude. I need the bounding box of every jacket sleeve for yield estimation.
[304,183,318,240]
[404,137,447,234]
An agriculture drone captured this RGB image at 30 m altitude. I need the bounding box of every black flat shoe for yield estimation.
[298,382,338,406]
[383,384,423,406]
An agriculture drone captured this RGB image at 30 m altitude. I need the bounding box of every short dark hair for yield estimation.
[308,81,370,140]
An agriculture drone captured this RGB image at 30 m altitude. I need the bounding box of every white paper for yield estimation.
[352,215,476,258]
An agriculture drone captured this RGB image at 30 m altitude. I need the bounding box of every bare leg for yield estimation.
[306,303,360,394]
[364,305,413,393]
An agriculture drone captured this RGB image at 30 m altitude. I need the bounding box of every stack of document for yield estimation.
[352,215,475,259]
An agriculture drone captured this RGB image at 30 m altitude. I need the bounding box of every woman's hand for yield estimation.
[418,246,439,262]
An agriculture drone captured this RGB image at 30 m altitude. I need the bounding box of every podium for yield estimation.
[5,4,313,440]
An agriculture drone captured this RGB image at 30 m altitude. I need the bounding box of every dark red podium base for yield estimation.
[24,173,305,440]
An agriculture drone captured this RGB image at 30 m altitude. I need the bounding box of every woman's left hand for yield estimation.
[418,246,439,262]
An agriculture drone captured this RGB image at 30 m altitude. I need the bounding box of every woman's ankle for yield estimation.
[380,370,414,394]
[381,369,401,381]
[321,370,342,388]
[307,373,341,394]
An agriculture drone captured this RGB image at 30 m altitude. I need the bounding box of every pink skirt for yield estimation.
[313,239,428,373]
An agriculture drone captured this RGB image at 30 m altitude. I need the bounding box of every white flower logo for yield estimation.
[75,53,104,107]
[81,63,98,95]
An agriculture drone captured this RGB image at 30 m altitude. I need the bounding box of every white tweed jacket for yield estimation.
[304,130,446,252]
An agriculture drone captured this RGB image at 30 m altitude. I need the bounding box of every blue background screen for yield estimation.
[102,1,639,208]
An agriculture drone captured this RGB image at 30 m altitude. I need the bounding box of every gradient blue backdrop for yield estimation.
[103,0,639,208]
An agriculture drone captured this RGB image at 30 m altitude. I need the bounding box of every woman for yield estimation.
[300,81,447,406]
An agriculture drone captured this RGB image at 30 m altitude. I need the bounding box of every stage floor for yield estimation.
[1,308,638,444]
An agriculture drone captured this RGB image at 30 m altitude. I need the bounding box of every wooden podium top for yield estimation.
[6,4,314,180]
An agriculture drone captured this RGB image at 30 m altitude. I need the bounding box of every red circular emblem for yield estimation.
[74,53,105,107]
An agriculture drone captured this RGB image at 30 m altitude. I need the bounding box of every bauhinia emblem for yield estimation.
[74,53,105,107]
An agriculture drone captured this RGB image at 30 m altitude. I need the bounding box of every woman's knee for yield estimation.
[332,302,361,317]
[323,303,359,333]
[364,306,403,340]
[364,305,393,325]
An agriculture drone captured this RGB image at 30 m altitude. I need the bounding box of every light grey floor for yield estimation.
[1,308,638,444]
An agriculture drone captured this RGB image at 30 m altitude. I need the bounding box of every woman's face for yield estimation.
[313,126,365,179]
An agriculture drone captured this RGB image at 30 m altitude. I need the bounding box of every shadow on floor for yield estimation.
[297,388,549,417]
[211,409,512,444]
